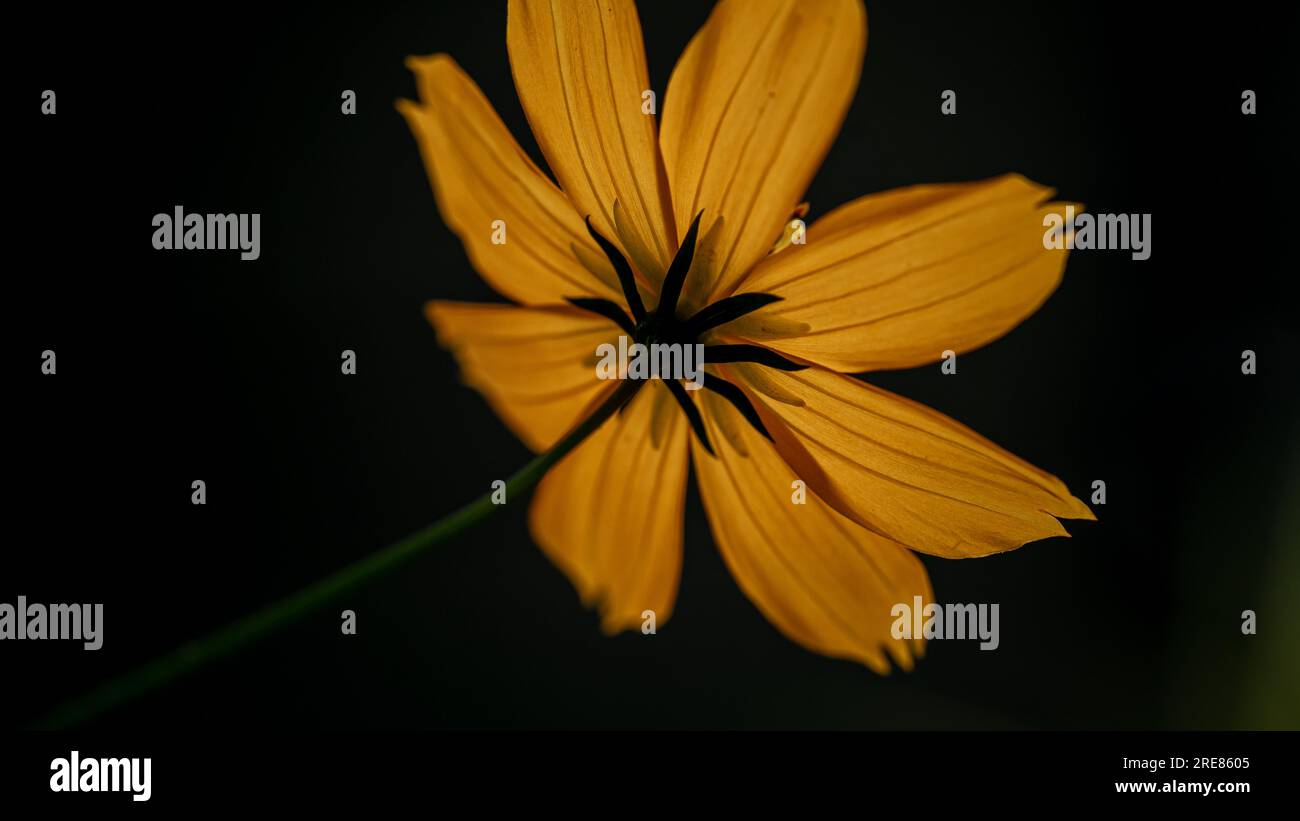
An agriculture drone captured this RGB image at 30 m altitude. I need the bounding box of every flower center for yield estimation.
[565,213,806,455]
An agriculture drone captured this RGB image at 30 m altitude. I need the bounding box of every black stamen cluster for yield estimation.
[566,213,806,455]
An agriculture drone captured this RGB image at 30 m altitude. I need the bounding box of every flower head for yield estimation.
[399,0,1093,672]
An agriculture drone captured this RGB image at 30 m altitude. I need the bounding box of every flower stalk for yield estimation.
[34,378,643,730]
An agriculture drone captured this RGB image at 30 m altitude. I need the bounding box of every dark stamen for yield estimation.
[681,293,782,338]
[703,378,773,442]
[663,379,713,455]
[584,216,646,322]
[655,210,703,320]
[576,207,800,451]
[564,297,636,335]
[703,344,807,371]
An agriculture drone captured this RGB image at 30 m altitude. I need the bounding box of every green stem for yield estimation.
[34,380,642,730]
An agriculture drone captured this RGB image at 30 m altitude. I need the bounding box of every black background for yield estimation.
[5,0,1298,732]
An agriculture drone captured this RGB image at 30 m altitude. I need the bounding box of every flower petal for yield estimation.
[660,0,866,308]
[506,0,676,283]
[726,365,1094,558]
[426,301,616,452]
[724,174,1073,372]
[400,54,623,305]
[530,382,689,634]
[693,389,930,673]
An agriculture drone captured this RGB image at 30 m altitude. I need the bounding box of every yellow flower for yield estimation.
[398,0,1094,673]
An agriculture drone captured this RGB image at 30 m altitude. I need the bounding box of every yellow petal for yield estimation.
[726,365,1094,558]
[530,382,689,633]
[693,389,931,673]
[660,0,866,308]
[400,54,623,305]
[506,0,676,284]
[426,301,616,452]
[725,174,1073,372]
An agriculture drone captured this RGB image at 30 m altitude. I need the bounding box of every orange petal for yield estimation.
[660,0,866,309]
[725,174,1074,372]
[426,301,617,452]
[506,0,676,284]
[399,54,623,305]
[726,365,1094,558]
[693,389,931,673]
[530,382,689,634]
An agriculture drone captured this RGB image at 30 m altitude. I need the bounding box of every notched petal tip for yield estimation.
[422,299,453,346]
[1065,495,1098,522]
[403,52,458,90]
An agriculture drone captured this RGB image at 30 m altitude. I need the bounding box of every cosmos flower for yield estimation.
[398,0,1094,673]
